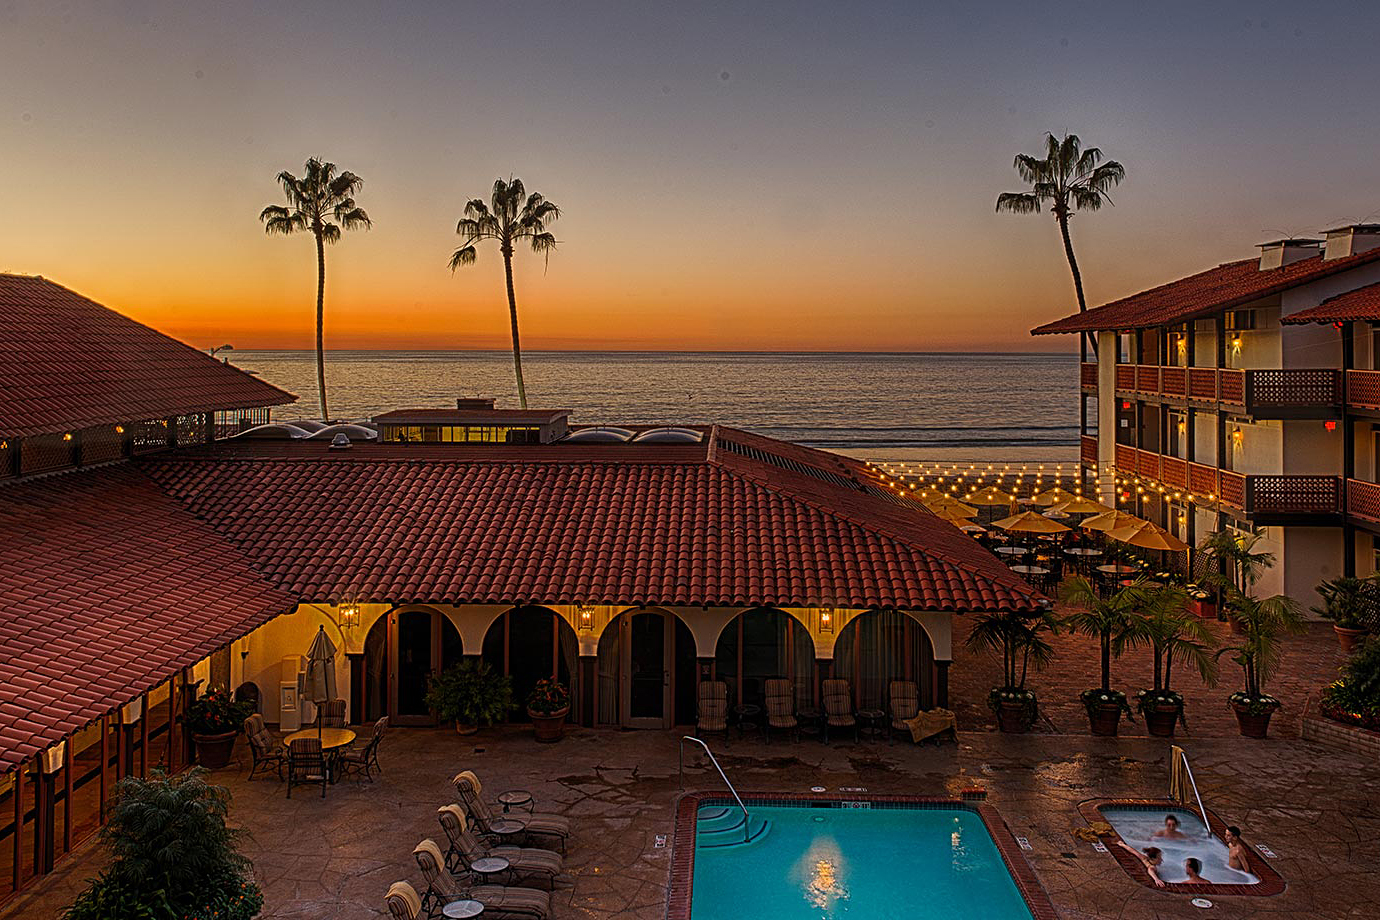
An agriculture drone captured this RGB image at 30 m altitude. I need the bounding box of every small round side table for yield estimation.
[470,856,510,883]
[442,899,484,919]
[497,790,533,814]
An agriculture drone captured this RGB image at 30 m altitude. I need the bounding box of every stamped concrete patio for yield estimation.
[8,719,1380,920]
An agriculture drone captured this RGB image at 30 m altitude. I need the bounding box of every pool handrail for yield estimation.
[1176,747,1211,839]
[679,735,751,843]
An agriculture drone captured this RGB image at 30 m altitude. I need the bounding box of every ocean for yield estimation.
[226,350,1079,462]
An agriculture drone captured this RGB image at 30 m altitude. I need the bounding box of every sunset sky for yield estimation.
[2,1,1378,352]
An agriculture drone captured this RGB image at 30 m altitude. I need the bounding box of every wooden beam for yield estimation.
[99,715,109,821]
[62,738,73,854]
[12,763,22,890]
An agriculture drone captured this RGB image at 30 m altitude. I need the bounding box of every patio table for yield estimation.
[1065,547,1103,558]
[442,899,485,919]
[1096,564,1137,575]
[497,790,533,814]
[471,856,510,882]
[1009,564,1049,576]
[858,709,887,741]
[488,819,524,842]
[994,546,1029,557]
[284,727,355,783]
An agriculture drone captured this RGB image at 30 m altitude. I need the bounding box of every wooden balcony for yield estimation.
[1080,362,1097,391]
[1110,364,1341,417]
[1347,478,1380,525]
[1243,475,1342,523]
[1080,434,1098,467]
[1347,370,1380,411]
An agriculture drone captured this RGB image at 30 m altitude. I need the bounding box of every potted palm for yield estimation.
[526,678,571,742]
[1321,636,1380,729]
[1217,591,1304,738]
[1198,530,1274,634]
[1312,576,1374,652]
[964,606,1058,732]
[1060,577,1145,736]
[1133,584,1217,737]
[183,687,254,769]
[424,660,513,734]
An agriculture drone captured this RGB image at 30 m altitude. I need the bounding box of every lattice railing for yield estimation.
[1115,443,1136,470]
[1080,363,1097,390]
[1161,456,1188,490]
[1080,435,1098,465]
[1348,479,1380,522]
[1218,370,1245,404]
[1219,470,1246,508]
[1348,370,1380,410]
[1136,366,1160,392]
[1136,450,1160,478]
[1246,476,1341,515]
[1188,463,1218,497]
[1161,366,1186,397]
[1246,369,1341,408]
[1188,368,1218,400]
[1115,365,1135,391]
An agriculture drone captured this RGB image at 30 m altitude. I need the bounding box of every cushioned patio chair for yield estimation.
[763,679,798,742]
[243,714,286,780]
[286,737,327,798]
[821,679,857,742]
[452,771,570,853]
[385,880,425,920]
[888,681,920,742]
[317,698,347,728]
[695,681,730,742]
[413,839,552,920]
[338,716,387,782]
[437,803,562,887]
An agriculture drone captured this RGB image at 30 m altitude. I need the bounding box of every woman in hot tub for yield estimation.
[1151,814,1188,841]
[1115,841,1166,888]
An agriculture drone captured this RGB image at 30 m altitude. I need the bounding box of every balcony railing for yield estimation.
[1109,364,1341,415]
[1080,362,1097,390]
[1348,478,1380,524]
[1245,475,1341,516]
[1347,370,1380,410]
[1080,434,1098,466]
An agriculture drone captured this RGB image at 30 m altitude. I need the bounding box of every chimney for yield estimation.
[1258,238,1322,270]
[1323,224,1380,261]
[456,397,496,410]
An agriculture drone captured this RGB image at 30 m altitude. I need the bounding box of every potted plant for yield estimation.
[183,686,254,769]
[1186,583,1215,620]
[425,660,514,734]
[1132,584,1217,737]
[1320,637,1380,730]
[1060,577,1145,736]
[1197,530,1274,634]
[965,606,1058,733]
[1312,576,1374,652]
[1216,591,1304,738]
[526,678,571,742]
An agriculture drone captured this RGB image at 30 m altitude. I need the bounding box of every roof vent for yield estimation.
[456,397,496,410]
[1258,239,1321,270]
[1323,224,1380,261]
[564,426,635,443]
[631,427,704,443]
[329,433,353,450]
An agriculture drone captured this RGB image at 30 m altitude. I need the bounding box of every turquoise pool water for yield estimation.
[689,803,1034,919]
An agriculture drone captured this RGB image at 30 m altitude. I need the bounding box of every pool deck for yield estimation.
[7,725,1379,920]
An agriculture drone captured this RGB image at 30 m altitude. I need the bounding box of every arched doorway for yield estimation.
[831,609,935,711]
[481,607,579,723]
[595,610,696,728]
[713,608,816,711]
[362,608,463,726]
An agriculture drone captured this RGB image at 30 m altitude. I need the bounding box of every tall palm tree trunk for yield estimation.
[314,232,329,419]
[1057,211,1096,356]
[501,246,528,409]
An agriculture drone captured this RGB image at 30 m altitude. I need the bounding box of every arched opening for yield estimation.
[831,609,936,711]
[713,608,816,711]
[594,609,697,728]
[481,606,579,723]
[361,608,463,725]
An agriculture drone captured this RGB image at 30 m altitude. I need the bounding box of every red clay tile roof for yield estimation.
[141,428,1041,613]
[1280,281,1380,325]
[0,274,295,439]
[1030,248,1380,335]
[0,466,296,770]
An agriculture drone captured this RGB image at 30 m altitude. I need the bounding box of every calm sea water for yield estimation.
[227,351,1078,461]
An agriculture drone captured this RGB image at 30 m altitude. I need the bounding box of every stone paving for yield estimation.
[8,718,1380,919]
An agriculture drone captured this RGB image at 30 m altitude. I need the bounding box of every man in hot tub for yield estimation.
[1224,826,1251,873]
[1152,814,1189,841]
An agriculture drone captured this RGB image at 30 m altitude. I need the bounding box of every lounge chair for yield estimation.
[695,681,730,742]
[243,714,286,780]
[286,737,327,798]
[338,716,387,781]
[436,804,562,887]
[385,880,426,920]
[452,771,570,853]
[888,681,920,742]
[821,679,857,742]
[316,698,347,728]
[763,678,798,742]
[412,840,552,920]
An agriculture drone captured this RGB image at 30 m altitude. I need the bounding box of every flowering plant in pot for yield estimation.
[425,660,514,734]
[1060,577,1146,736]
[966,605,1057,733]
[1132,584,1217,737]
[526,678,571,742]
[183,687,255,769]
[1321,636,1380,730]
[1311,575,1375,652]
[1216,591,1303,738]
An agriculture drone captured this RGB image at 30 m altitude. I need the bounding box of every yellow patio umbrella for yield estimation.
[1080,510,1146,533]
[1029,486,1079,507]
[991,511,1071,534]
[1106,520,1190,552]
[1051,496,1113,515]
[922,495,979,518]
[966,485,1016,506]
[931,503,979,522]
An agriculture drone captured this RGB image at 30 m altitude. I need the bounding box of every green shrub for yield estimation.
[1322,637,1380,729]
[425,659,514,726]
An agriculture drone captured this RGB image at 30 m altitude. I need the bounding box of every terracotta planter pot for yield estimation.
[1144,703,1182,738]
[456,722,478,736]
[995,700,1032,733]
[1087,701,1123,737]
[1190,599,1216,620]
[192,730,238,769]
[1334,625,1368,653]
[528,707,569,742]
[1232,700,1278,739]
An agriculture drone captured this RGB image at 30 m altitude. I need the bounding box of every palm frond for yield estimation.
[336,206,371,231]
[995,191,1042,214]
[318,223,341,245]
[449,245,478,271]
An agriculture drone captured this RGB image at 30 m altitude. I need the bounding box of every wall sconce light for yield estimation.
[576,604,595,632]
[339,587,361,629]
[1230,336,1243,354]
[1176,419,1186,434]
[819,606,835,633]
[62,432,72,442]
[1231,427,1244,446]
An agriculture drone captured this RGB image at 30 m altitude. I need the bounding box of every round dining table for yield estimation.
[1096,563,1137,576]
[994,545,1029,557]
[1009,564,1049,576]
[284,727,356,783]
[1065,547,1104,558]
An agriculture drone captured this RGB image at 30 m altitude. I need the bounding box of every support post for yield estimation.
[935,661,950,709]
[578,655,596,728]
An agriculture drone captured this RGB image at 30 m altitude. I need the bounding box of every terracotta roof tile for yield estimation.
[1281,280,1380,325]
[0,274,295,438]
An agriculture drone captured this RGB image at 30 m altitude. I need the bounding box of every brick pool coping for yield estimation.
[667,791,1058,920]
[1077,798,1286,897]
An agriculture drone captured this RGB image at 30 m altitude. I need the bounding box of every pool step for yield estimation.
[696,813,772,849]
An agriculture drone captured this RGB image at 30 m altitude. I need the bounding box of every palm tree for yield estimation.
[1139,584,1217,695]
[260,158,371,419]
[996,133,1125,316]
[965,607,1059,692]
[1199,529,1275,599]
[1060,576,1149,694]
[1218,593,1304,702]
[449,177,561,409]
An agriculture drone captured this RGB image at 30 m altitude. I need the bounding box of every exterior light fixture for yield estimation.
[339,587,361,629]
[1231,337,1243,353]
[1232,427,1244,445]
[62,432,72,442]
[576,604,595,631]
[114,425,124,434]
[819,606,835,633]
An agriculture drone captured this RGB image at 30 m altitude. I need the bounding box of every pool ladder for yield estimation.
[679,735,751,843]
[1174,747,1211,838]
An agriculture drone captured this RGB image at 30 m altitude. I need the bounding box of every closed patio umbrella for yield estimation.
[991,511,1071,534]
[304,625,338,739]
[1105,520,1191,552]
[1080,510,1145,533]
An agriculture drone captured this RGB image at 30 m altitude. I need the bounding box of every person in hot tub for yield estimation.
[1183,857,1206,883]
[1115,841,1166,888]
[1224,826,1250,873]
[1152,814,1188,841]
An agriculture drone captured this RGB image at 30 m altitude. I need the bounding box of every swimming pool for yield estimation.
[1100,806,1255,885]
[671,794,1051,920]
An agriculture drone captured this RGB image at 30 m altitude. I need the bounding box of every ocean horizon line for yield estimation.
[232,347,1078,357]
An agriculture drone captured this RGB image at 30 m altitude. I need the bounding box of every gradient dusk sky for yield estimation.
[2,1,1378,352]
